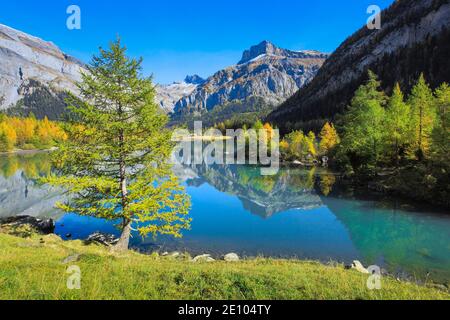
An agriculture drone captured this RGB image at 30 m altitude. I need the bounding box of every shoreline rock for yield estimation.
[0,216,55,235]
[85,232,119,246]
[224,253,240,262]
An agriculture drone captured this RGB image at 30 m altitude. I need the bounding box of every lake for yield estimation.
[1,152,449,283]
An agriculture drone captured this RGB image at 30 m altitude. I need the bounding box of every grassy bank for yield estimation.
[0,233,448,300]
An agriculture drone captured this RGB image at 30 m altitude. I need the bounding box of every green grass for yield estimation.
[0,233,448,300]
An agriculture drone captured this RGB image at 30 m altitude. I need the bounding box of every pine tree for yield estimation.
[43,39,191,251]
[340,71,386,168]
[408,74,436,160]
[386,83,410,164]
[253,120,264,131]
[431,83,449,162]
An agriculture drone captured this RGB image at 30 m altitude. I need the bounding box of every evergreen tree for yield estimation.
[431,83,449,162]
[408,74,436,160]
[253,120,264,131]
[43,39,191,251]
[339,71,386,168]
[285,131,305,160]
[385,83,410,164]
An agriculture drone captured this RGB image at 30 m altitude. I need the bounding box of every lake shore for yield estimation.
[0,147,56,156]
[0,231,448,300]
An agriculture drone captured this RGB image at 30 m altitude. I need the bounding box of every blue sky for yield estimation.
[1,0,394,84]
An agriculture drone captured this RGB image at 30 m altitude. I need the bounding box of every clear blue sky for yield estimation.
[1,0,394,84]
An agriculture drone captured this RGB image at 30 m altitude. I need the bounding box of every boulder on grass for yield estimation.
[192,254,215,263]
[224,253,240,262]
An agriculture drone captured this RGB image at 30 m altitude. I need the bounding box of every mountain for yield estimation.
[173,41,328,116]
[154,76,203,113]
[0,24,85,119]
[268,0,450,132]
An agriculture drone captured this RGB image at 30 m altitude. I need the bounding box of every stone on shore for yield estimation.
[224,253,240,262]
[0,216,55,237]
[192,254,215,263]
[85,232,119,246]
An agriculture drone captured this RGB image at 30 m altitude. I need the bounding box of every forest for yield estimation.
[0,114,67,152]
[276,71,449,207]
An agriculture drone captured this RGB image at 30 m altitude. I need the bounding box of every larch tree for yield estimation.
[340,71,386,167]
[386,83,410,164]
[0,122,17,152]
[408,74,436,160]
[431,83,449,162]
[306,131,318,158]
[319,122,340,156]
[43,39,191,252]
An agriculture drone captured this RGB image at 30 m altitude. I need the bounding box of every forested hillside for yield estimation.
[268,0,450,133]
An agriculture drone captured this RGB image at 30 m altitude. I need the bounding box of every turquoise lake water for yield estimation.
[1,152,449,283]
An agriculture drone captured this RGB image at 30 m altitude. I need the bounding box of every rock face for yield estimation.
[268,0,450,131]
[0,24,86,119]
[173,41,328,115]
[155,78,200,113]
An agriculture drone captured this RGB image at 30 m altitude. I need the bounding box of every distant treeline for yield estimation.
[0,114,67,152]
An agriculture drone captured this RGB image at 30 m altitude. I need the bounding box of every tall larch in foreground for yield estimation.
[43,39,191,251]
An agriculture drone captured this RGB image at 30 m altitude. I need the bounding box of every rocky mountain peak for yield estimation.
[184,74,205,85]
[238,41,279,64]
[238,40,328,65]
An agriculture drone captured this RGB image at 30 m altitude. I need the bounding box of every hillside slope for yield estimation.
[268,0,450,132]
[173,41,328,116]
[0,24,85,119]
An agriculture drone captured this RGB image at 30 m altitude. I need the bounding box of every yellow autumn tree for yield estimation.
[319,122,340,155]
[263,123,275,141]
[306,131,318,157]
[279,139,290,155]
[11,116,37,147]
[0,122,17,152]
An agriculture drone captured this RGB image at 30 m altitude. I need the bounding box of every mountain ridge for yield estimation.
[172,41,328,117]
[0,23,85,119]
[268,0,450,132]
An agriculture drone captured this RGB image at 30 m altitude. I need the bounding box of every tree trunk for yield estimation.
[113,219,132,252]
[112,122,131,253]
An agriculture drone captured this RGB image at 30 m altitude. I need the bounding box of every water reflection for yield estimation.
[175,164,326,218]
[0,152,63,219]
